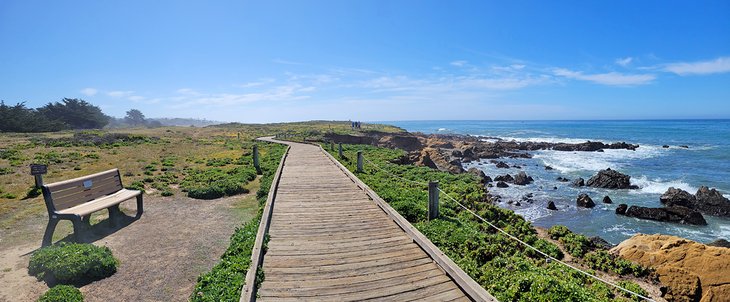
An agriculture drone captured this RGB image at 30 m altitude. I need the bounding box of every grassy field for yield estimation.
[0,121,399,237]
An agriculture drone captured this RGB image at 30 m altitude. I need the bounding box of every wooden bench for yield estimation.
[40,169,143,246]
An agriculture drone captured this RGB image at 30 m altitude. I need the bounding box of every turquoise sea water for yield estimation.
[386,120,730,244]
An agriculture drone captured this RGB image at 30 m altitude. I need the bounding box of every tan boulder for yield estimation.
[415,147,464,174]
[611,234,730,302]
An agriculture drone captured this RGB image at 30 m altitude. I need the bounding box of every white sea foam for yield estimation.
[630,176,698,195]
[498,136,604,144]
[605,224,639,237]
[533,146,665,173]
[437,128,448,132]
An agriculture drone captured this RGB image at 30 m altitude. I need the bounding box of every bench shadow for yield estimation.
[56,213,140,246]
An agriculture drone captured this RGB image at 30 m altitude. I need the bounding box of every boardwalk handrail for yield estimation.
[318,145,497,302]
[240,141,290,302]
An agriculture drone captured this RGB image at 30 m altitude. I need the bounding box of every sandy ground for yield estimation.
[0,190,258,302]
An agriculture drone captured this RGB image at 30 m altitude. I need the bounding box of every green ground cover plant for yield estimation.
[190,142,284,301]
[328,143,649,302]
[37,285,84,302]
[28,242,118,285]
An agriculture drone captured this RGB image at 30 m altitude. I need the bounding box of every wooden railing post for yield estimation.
[253,144,261,175]
[356,151,363,173]
[338,143,344,158]
[428,181,439,220]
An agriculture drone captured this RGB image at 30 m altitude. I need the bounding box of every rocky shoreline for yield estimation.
[323,130,730,301]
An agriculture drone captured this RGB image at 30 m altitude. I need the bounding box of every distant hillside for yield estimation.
[149,118,225,127]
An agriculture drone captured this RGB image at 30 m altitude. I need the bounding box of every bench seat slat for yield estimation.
[46,169,120,192]
[53,181,124,210]
[56,189,141,217]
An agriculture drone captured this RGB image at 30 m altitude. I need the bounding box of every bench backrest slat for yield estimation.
[43,169,124,211]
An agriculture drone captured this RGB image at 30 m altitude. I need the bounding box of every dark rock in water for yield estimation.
[552,141,639,152]
[622,205,707,225]
[451,150,463,157]
[660,186,730,217]
[545,165,554,170]
[616,204,628,215]
[695,186,730,217]
[679,145,689,149]
[597,149,604,152]
[496,181,509,188]
[662,145,670,148]
[603,196,613,204]
[553,186,558,190]
[707,239,730,248]
[547,201,558,210]
[495,161,510,168]
[486,183,493,188]
[572,177,585,187]
[556,177,570,182]
[467,168,492,184]
[494,174,514,182]
[589,236,613,250]
[577,193,596,208]
[513,172,534,185]
[586,168,635,189]
[512,165,522,169]
[660,187,696,207]
[514,201,521,206]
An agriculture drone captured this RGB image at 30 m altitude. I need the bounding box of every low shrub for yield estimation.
[161,190,174,197]
[125,181,145,192]
[28,242,118,285]
[24,186,42,199]
[0,167,13,175]
[584,250,649,277]
[37,285,83,302]
[617,280,648,301]
[548,225,571,240]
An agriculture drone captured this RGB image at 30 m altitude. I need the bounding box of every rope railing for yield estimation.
[360,153,655,302]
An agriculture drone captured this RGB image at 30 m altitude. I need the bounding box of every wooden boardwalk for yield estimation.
[247,139,495,301]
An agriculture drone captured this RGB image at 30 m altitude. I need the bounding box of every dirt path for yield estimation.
[0,188,258,302]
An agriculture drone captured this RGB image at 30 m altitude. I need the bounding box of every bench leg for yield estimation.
[108,205,121,227]
[71,216,88,243]
[82,214,92,227]
[42,218,60,247]
[135,194,144,218]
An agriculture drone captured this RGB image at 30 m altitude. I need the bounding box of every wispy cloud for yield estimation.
[450,60,468,67]
[615,57,633,67]
[272,58,305,65]
[553,68,655,86]
[168,84,314,108]
[664,57,730,75]
[80,88,98,96]
[107,90,134,98]
[236,78,275,88]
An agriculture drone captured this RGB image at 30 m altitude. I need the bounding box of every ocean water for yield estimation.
[387,120,730,244]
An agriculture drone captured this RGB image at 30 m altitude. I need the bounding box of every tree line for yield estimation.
[0,98,158,133]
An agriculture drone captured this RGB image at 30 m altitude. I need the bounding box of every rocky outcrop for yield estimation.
[467,168,491,184]
[556,177,570,182]
[589,236,612,250]
[378,135,423,151]
[602,196,613,204]
[496,181,509,188]
[616,204,628,214]
[661,187,697,208]
[661,187,730,217]
[612,234,730,302]
[494,161,510,168]
[620,206,707,225]
[707,239,730,248]
[547,201,557,210]
[695,186,730,216]
[494,174,514,182]
[513,172,534,185]
[586,168,637,189]
[576,194,595,208]
[551,141,638,152]
[416,147,464,174]
[572,177,585,187]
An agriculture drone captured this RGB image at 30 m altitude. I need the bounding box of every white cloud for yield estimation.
[664,57,730,75]
[615,57,633,67]
[80,88,98,96]
[553,68,655,86]
[128,96,145,102]
[236,78,275,88]
[107,90,134,97]
[450,60,468,67]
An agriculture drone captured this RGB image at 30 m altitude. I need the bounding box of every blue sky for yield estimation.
[1,1,729,122]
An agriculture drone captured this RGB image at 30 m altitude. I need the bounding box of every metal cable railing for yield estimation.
[360,154,655,302]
